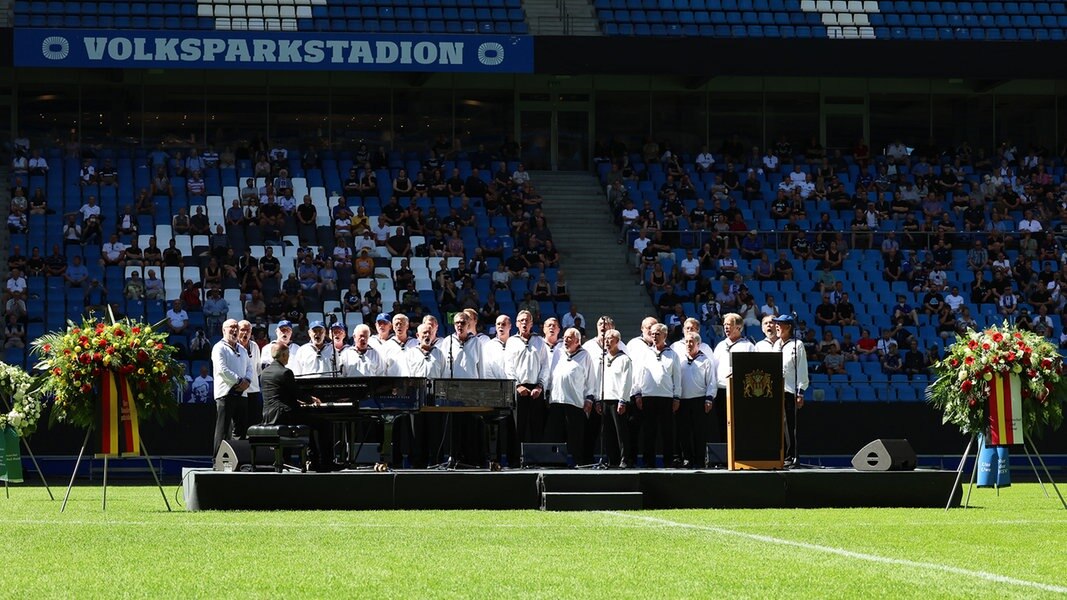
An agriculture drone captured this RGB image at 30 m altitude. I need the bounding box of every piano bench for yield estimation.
[247,424,312,473]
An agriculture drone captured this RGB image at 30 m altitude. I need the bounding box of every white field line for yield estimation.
[603,512,1067,595]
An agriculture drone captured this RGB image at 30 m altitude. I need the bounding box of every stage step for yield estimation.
[541,491,644,511]
[538,471,640,493]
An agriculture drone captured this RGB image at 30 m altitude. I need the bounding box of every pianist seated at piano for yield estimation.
[339,324,386,377]
[259,344,339,472]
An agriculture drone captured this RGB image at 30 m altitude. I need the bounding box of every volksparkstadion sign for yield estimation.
[14,29,534,73]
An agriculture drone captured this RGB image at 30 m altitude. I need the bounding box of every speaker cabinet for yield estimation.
[520,443,569,468]
[851,439,917,471]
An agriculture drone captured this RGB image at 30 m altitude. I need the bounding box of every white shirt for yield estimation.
[6,277,26,294]
[696,153,716,170]
[583,338,628,358]
[678,352,718,401]
[241,341,262,394]
[102,241,126,262]
[789,170,807,185]
[680,257,700,276]
[774,338,809,395]
[945,293,965,311]
[369,335,392,352]
[632,237,650,255]
[754,338,778,352]
[591,350,633,402]
[561,312,586,332]
[713,336,756,389]
[547,347,597,409]
[632,345,681,399]
[339,345,385,377]
[380,336,417,376]
[291,342,334,377]
[670,339,712,359]
[79,203,100,221]
[505,334,550,387]
[442,333,484,378]
[261,340,300,368]
[211,340,251,399]
[1019,219,1043,233]
[621,207,639,226]
[401,345,447,378]
[762,154,779,171]
[483,337,510,379]
[166,309,188,329]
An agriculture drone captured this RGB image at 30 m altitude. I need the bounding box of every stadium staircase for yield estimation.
[525,0,602,35]
[538,471,644,510]
[535,170,654,335]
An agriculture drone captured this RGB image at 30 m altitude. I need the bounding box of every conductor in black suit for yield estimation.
[260,344,335,471]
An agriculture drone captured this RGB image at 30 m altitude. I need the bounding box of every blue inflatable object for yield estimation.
[976,433,1012,488]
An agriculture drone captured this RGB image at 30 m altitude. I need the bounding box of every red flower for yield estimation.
[52,367,62,376]
[105,346,115,355]
[79,336,89,346]
[119,364,135,375]
[72,327,81,334]
[131,327,140,334]
[43,343,52,353]
[992,332,1004,342]
[950,358,959,367]
[1014,332,1023,339]
[80,383,92,393]
[1041,358,1052,369]
[982,343,991,351]
[1006,352,1016,362]
[113,326,124,337]
[968,340,978,349]
[63,349,71,355]
[137,350,149,364]
[95,323,106,333]
[78,353,91,365]
[964,356,975,365]
[968,399,977,407]
[92,352,102,362]
[155,343,164,350]
[961,380,973,393]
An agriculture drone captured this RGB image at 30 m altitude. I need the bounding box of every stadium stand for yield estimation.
[592,0,1067,39]
[11,0,530,34]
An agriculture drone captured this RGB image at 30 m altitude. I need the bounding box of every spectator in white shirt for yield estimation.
[695,146,716,173]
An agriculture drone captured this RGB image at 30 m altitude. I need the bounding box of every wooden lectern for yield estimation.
[727,352,784,470]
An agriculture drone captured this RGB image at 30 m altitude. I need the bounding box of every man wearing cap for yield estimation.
[211,319,253,455]
[262,320,301,370]
[369,313,393,352]
[711,313,755,444]
[773,314,808,466]
[340,324,385,377]
[292,320,333,377]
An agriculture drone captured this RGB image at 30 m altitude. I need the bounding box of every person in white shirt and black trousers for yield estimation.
[211,319,253,456]
[677,332,718,468]
[631,323,681,468]
[772,314,808,466]
[546,328,597,465]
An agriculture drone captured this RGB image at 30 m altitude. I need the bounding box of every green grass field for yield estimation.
[2,482,1065,598]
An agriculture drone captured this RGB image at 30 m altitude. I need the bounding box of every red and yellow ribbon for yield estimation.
[97,372,140,457]
[988,373,1023,446]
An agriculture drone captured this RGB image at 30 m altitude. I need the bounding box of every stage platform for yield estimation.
[182,467,963,511]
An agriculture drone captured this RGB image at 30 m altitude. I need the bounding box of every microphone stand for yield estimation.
[578,340,610,469]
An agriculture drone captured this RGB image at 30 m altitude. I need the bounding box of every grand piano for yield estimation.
[295,376,515,467]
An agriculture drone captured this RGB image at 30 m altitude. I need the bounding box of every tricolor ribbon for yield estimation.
[97,372,141,457]
[987,372,1023,446]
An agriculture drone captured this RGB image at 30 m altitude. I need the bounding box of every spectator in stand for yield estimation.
[166,300,189,334]
[354,248,375,279]
[855,328,878,362]
[902,339,928,377]
[813,294,836,327]
[64,255,89,288]
[4,314,25,349]
[186,170,206,199]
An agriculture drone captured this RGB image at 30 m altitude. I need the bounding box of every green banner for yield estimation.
[0,426,22,483]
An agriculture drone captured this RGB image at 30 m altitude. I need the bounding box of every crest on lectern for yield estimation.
[743,369,772,398]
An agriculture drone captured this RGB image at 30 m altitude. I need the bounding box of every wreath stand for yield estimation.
[60,427,171,513]
[946,433,1067,511]
[0,392,53,500]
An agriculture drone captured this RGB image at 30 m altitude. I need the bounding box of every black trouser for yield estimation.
[711,387,729,444]
[641,395,674,468]
[624,401,642,467]
[233,391,261,439]
[275,410,334,469]
[583,407,602,465]
[784,391,798,462]
[677,397,708,467]
[515,387,547,446]
[213,391,242,456]
[602,400,629,466]
[545,402,587,465]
